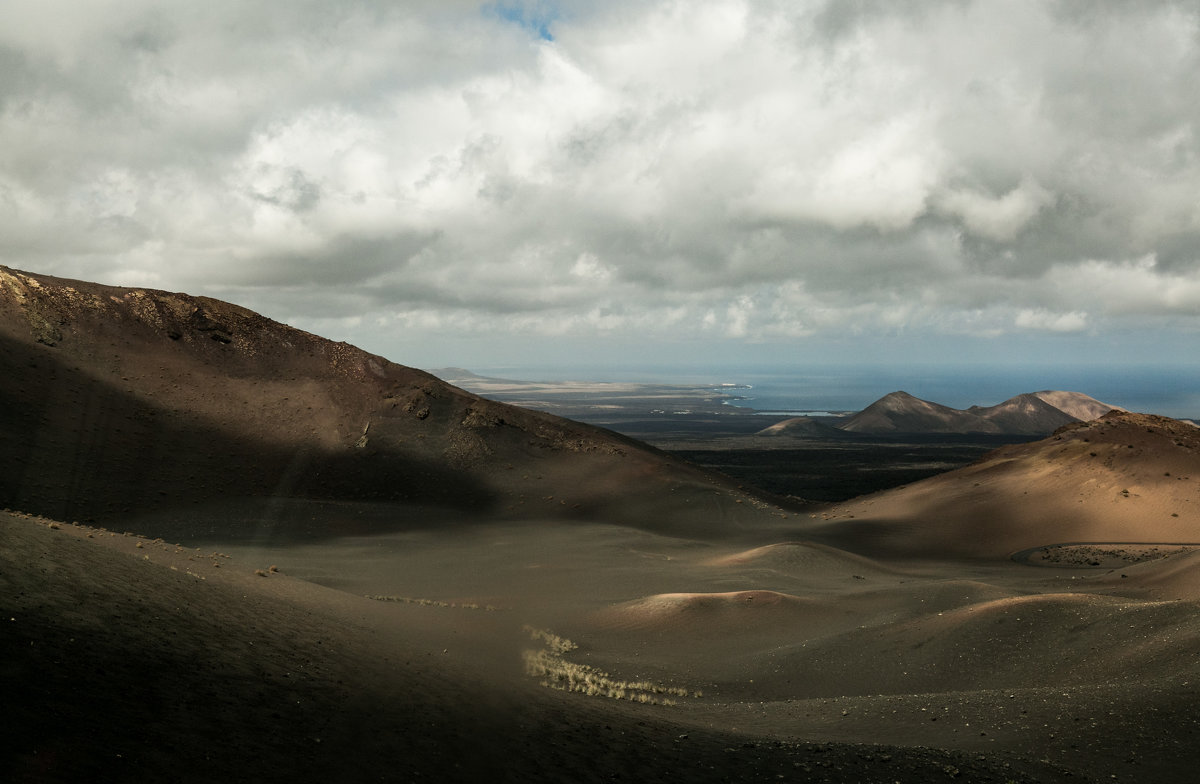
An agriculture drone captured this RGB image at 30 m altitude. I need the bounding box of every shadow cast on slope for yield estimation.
[0,335,496,542]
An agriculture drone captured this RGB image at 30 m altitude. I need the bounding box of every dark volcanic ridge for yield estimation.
[0,266,784,540]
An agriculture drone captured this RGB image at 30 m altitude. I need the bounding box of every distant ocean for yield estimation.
[466,364,1200,420]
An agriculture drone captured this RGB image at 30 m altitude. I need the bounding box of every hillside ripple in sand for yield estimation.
[871,591,1200,687]
[1102,548,1200,600]
[592,590,829,633]
[707,540,888,575]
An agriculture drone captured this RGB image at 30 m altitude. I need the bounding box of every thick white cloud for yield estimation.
[1,0,1199,368]
[935,178,1055,242]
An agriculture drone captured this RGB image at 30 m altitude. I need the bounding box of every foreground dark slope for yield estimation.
[0,510,1079,784]
[0,267,778,540]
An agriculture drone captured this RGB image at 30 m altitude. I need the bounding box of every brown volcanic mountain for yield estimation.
[839,390,996,433]
[839,389,1117,435]
[967,392,1081,433]
[816,410,1200,557]
[1024,389,1117,421]
[0,267,775,540]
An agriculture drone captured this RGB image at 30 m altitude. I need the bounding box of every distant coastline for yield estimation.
[455,364,1199,421]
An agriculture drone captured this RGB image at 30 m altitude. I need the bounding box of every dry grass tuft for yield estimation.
[521,626,699,705]
[523,625,577,654]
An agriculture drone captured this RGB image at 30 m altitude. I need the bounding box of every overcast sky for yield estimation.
[2,0,1199,375]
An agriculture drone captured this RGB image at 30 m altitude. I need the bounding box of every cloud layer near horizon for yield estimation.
[2,0,1199,363]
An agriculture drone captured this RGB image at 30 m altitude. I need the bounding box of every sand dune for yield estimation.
[591,589,834,633]
[813,410,1200,558]
[1096,547,1200,600]
[580,569,1195,697]
[703,590,1190,698]
[707,540,891,576]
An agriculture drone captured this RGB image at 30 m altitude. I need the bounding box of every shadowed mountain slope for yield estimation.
[840,389,1117,435]
[0,267,779,540]
[815,410,1200,557]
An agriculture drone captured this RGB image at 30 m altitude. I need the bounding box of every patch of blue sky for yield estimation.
[486,1,559,41]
